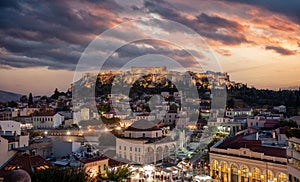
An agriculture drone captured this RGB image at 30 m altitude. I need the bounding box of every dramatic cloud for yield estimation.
[143,0,249,45]
[0,0,123,70]
[0,0,299,72]
[223,0,300,24]
[102,40,202,70]
[265,45,297,56]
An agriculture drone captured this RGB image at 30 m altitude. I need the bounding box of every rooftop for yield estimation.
[1,155,52,174]
[216,134,286,158]
[80,156,108,164]
[126,119,160,131]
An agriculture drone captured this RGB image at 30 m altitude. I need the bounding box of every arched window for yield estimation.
[241,166,249,182]
[231,164,238,182]
[264,170,274,182]
[252,168,261,182]
[277,172,288,182]
[212,160,219,179]
[221,162,228,182]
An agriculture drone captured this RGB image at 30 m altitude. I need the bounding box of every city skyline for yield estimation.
[0,0,300,95]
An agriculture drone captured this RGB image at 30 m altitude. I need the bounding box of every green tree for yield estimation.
[30,131,41,139]
[28,93,33,105]
[169,103,178,111]
[98,166,132,182]
[285,129,300,139]
[273,120,297,129]
[31,167,94,182]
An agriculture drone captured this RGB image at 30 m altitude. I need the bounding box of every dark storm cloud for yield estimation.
[0,0,122,70]
[196,13,243,30]
[143,0,249,45]
[102,40,200,70]
[265,45,297,56]
[224,0,300,24]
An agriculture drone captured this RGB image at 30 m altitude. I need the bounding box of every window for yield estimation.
[124,146,126,150]
[143,133,145,137]
[119,145,121,150]
[252,168,261,182]
[130,147,132,151]
[241,166,249,182]
[8,143,14,151]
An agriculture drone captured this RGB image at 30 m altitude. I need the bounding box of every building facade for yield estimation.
[287,136,300,182]
[116,119,176,165]
[80,156,109,177]
[210,134,288,182]
[32,113,64,128]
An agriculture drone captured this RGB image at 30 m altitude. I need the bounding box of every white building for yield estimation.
[116,119,176,164]
[226,108,252,118]
[135,113,156,121]
[0,120,29,167]
[32,113,64,129]
[273,105,287,113]
[0,120,21,135]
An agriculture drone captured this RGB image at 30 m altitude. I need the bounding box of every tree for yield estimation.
[285,129,300,139]
[227,98,234,109]
[98,166,132,182]
[31,167,94,182]
[30,131,41,139]
[20,95,28,103]
[28,93,33,105]
[273,120,297,129]
[7,101,18,107]
[169,103,178,111]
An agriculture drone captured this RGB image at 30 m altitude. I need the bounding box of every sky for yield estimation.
[0,0,299,95]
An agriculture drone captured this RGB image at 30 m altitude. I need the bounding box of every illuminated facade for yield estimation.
[80,156,109,177]
[210,134,288,182]
[287,137,300,182]
[116,119,176,164]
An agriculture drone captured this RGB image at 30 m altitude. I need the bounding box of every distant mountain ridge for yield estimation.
[0,90,21,102]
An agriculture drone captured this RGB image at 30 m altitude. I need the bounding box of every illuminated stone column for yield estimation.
[238,170,242,182]
[249,172,252,182]
[228,168,231,182]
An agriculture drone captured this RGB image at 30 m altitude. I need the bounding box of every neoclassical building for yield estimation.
[116,119,176,164]
[287,136,300,182]
[210,133,288,182]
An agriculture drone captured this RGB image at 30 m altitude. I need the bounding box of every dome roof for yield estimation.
[127,119,160,131]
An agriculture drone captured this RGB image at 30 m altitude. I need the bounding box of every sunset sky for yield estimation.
[0,0,299,95]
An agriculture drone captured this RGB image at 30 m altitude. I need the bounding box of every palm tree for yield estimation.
[98,166,132,182]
